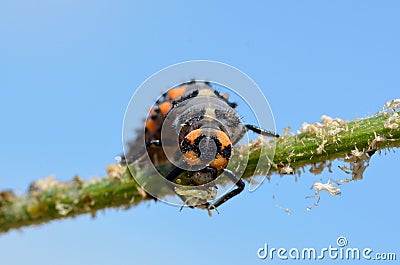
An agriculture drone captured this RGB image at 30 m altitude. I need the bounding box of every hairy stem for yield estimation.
[0,110,399,234]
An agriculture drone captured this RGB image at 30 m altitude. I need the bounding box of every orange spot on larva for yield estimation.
[183,150,200,165]
[158,101,171,115]
[215,131,231,148]
[210,154,228,169]
[145,119,157,132]
[168,87,186,100]
[149,108,156,116]
[185,129,204,144]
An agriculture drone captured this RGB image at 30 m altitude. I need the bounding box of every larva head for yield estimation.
[180,128,232,170]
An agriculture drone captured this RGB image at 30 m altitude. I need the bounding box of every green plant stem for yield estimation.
[0,111,399,234]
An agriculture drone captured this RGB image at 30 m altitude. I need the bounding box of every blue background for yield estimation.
[1,1,399,264]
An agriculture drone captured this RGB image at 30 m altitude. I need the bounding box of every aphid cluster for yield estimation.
[122,80,279,213]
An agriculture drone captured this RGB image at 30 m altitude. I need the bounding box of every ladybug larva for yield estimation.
[121,80,279,214]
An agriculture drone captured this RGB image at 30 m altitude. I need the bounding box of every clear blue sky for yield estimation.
[1,1,399,264]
